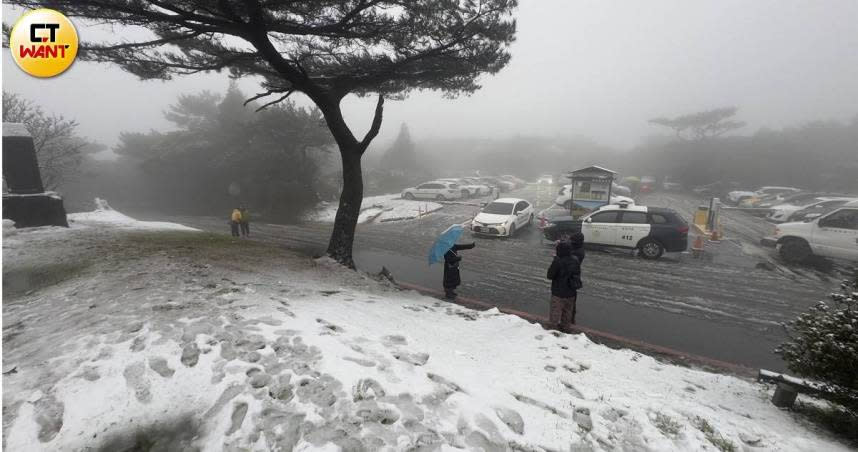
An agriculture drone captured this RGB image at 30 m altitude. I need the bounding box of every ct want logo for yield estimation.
[10,9,79,78]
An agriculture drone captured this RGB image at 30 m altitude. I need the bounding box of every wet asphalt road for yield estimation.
[152,186,854,372]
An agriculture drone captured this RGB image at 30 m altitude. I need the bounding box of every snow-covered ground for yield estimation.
[306,194,442,224]
[2,207,851,451]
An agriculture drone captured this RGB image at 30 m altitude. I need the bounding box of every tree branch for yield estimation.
[255,90,294,112]
[359,94,384,154]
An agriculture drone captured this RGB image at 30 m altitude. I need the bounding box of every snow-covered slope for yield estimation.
[67,198,199,231]
[1,206,850,451]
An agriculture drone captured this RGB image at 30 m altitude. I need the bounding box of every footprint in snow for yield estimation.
[32,393,64,443]
[148,357,175,378]
[316,318,344,334]
[181,343,200,367]
[392,351,429,367]
[382,335,407,346]
[123,361,152,403]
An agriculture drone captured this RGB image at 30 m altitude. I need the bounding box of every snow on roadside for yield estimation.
[306,194,442,224]
[67,198,199,231]
[1,206,851,451]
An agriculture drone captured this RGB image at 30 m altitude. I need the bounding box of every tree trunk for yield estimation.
[326,146,363,267]
[316,95,382,269]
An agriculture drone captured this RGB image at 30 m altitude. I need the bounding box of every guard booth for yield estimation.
[566,166,616,218]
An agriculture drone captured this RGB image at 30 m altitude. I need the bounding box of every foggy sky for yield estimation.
[3,0,858,151]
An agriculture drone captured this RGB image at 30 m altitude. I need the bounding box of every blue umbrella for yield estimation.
[428,224,464,265]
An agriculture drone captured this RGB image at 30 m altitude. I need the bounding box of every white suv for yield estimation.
[762,200,858,263]
[401,181,463,201]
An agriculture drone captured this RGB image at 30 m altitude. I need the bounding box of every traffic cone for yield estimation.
[691,235,705,257]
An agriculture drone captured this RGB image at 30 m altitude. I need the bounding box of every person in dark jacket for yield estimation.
[239,206,250,237]
[547,241,582,330]
[443,242,475,299]
[568,231,585,265]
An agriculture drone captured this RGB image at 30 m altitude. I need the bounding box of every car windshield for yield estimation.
[482,202,514,215]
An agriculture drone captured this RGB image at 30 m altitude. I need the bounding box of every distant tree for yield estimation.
[2,91,88,189]
[381,123,417,172]
[649,107,746,141]
[115,85,333,219]
[6,1,519,267]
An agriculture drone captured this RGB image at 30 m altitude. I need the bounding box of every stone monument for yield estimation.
[2,122,69,227]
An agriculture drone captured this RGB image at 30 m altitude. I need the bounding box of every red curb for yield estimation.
[397,281,756,378]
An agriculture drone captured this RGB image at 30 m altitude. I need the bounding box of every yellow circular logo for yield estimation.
[9,9,78,78]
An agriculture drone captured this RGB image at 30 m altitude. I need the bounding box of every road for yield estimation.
[152,186,853,372]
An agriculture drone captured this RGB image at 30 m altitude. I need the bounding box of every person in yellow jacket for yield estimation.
[230,208,242,237]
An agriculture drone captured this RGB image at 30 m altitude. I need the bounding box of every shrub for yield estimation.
[776,270,858,415]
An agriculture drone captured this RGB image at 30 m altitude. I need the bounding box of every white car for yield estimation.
[470,198,535,237]
[460,178,492,196]
[501,175,527,188]
[766,197,855,223]
[537,174,554,185]
[401,181,463,201]
[554,184,635,209]
[762,200,858,263]
[727,186,800,205]
[436,178,488,198]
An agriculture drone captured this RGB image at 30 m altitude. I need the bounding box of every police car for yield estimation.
[541,202,689,259]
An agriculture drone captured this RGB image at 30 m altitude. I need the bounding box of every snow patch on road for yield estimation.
[306,194,442,224]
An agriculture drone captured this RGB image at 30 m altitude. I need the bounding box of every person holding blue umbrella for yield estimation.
[428,225,475,299]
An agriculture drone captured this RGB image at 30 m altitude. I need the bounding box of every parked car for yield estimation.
[787,198,858,222]
[612,182,632,197]
[727,186,801,206]
[765,194,853,222]
[401,181,463,201]
[536,174,554,185]
[478,176,515,192]
[470,198,535,237]
[460,177,492,196]
[537,204,570,224]
[692,181,741,199]
[436,178,488,198]
[541,203,689,259]
[500,175,526,188]
[761,200,858,263]
[663,177,682,191]
[639,176,657,193]
[554,184,635,209]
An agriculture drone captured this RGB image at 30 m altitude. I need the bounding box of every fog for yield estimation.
[4,0,858,150]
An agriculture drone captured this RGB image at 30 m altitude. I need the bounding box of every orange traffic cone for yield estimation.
[691,235,705,258]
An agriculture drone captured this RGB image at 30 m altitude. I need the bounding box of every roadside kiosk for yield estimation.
[566,165,616,219]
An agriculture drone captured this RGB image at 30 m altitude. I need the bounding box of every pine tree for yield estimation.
[382,123,417,172]
[776,270,858,415]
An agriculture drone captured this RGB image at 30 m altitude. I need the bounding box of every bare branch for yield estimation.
[359,94,384,153]
[254,89,294,112]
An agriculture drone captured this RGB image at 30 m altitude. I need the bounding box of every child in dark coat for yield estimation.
[547,241,582,330]
[443,242,475,299]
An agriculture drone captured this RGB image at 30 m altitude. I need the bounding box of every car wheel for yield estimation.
[638,239,664,260]
[436,194,445,201]
[508,223,516,237]
[461,189,470,198]
[779,238,812,263]
[404,192,415,200]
